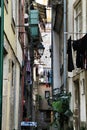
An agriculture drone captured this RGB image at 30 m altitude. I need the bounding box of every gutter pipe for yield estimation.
[51,5,54,99]
[63,0,67,91]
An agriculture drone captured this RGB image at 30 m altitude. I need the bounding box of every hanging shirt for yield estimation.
[67,36,74,72]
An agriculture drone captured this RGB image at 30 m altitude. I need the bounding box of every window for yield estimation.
[45,91,50,99]
[73,1,82,71]
[74,1,82,39]
[82,79,85,95]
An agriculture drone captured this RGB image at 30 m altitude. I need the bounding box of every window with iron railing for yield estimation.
[74,1,82,39]
[73,1,82,72]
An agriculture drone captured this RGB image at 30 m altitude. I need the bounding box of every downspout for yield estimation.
[0,0,4,129]
[63,0,67,90]
[51,5,53,100]
[50,4,54,129]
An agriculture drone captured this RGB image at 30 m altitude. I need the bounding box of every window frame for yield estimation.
[74,1,82,39]
[45,91,50,99]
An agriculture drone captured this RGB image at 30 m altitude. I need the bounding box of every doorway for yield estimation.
[74,80,80,130]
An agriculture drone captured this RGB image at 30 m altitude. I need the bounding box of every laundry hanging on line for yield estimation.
[67,36,74,72]
[67,34,87,71]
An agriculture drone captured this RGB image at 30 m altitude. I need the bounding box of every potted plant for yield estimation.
[50,92,73,130]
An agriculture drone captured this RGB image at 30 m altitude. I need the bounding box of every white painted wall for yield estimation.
[67,0,74,116]
[14,63,20,129]
[67,0,87,126]
[16,0,22,66]
[53,32,61,89]
[40,31,51,68]
[2,36,9,130]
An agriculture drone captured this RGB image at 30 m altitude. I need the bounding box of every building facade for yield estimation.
[67,0,87,129]
[2,0,23,129]
[49,0,87,129]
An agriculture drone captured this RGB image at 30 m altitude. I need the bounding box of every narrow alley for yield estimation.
[0,0,87,130]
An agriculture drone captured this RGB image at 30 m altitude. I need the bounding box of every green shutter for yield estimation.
[29,10,39,25]
[29,25,39,37]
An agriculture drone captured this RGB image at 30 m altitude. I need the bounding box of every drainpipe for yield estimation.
[63,0,67,91]
[51,5,53,100]
[0,0,4,129]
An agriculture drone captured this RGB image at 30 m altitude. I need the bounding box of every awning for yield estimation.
[32,2,47,22]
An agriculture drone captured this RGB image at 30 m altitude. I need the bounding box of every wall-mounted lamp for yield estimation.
[16,13,29,28]
[24,13,28,19]
[37,42,45,57]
